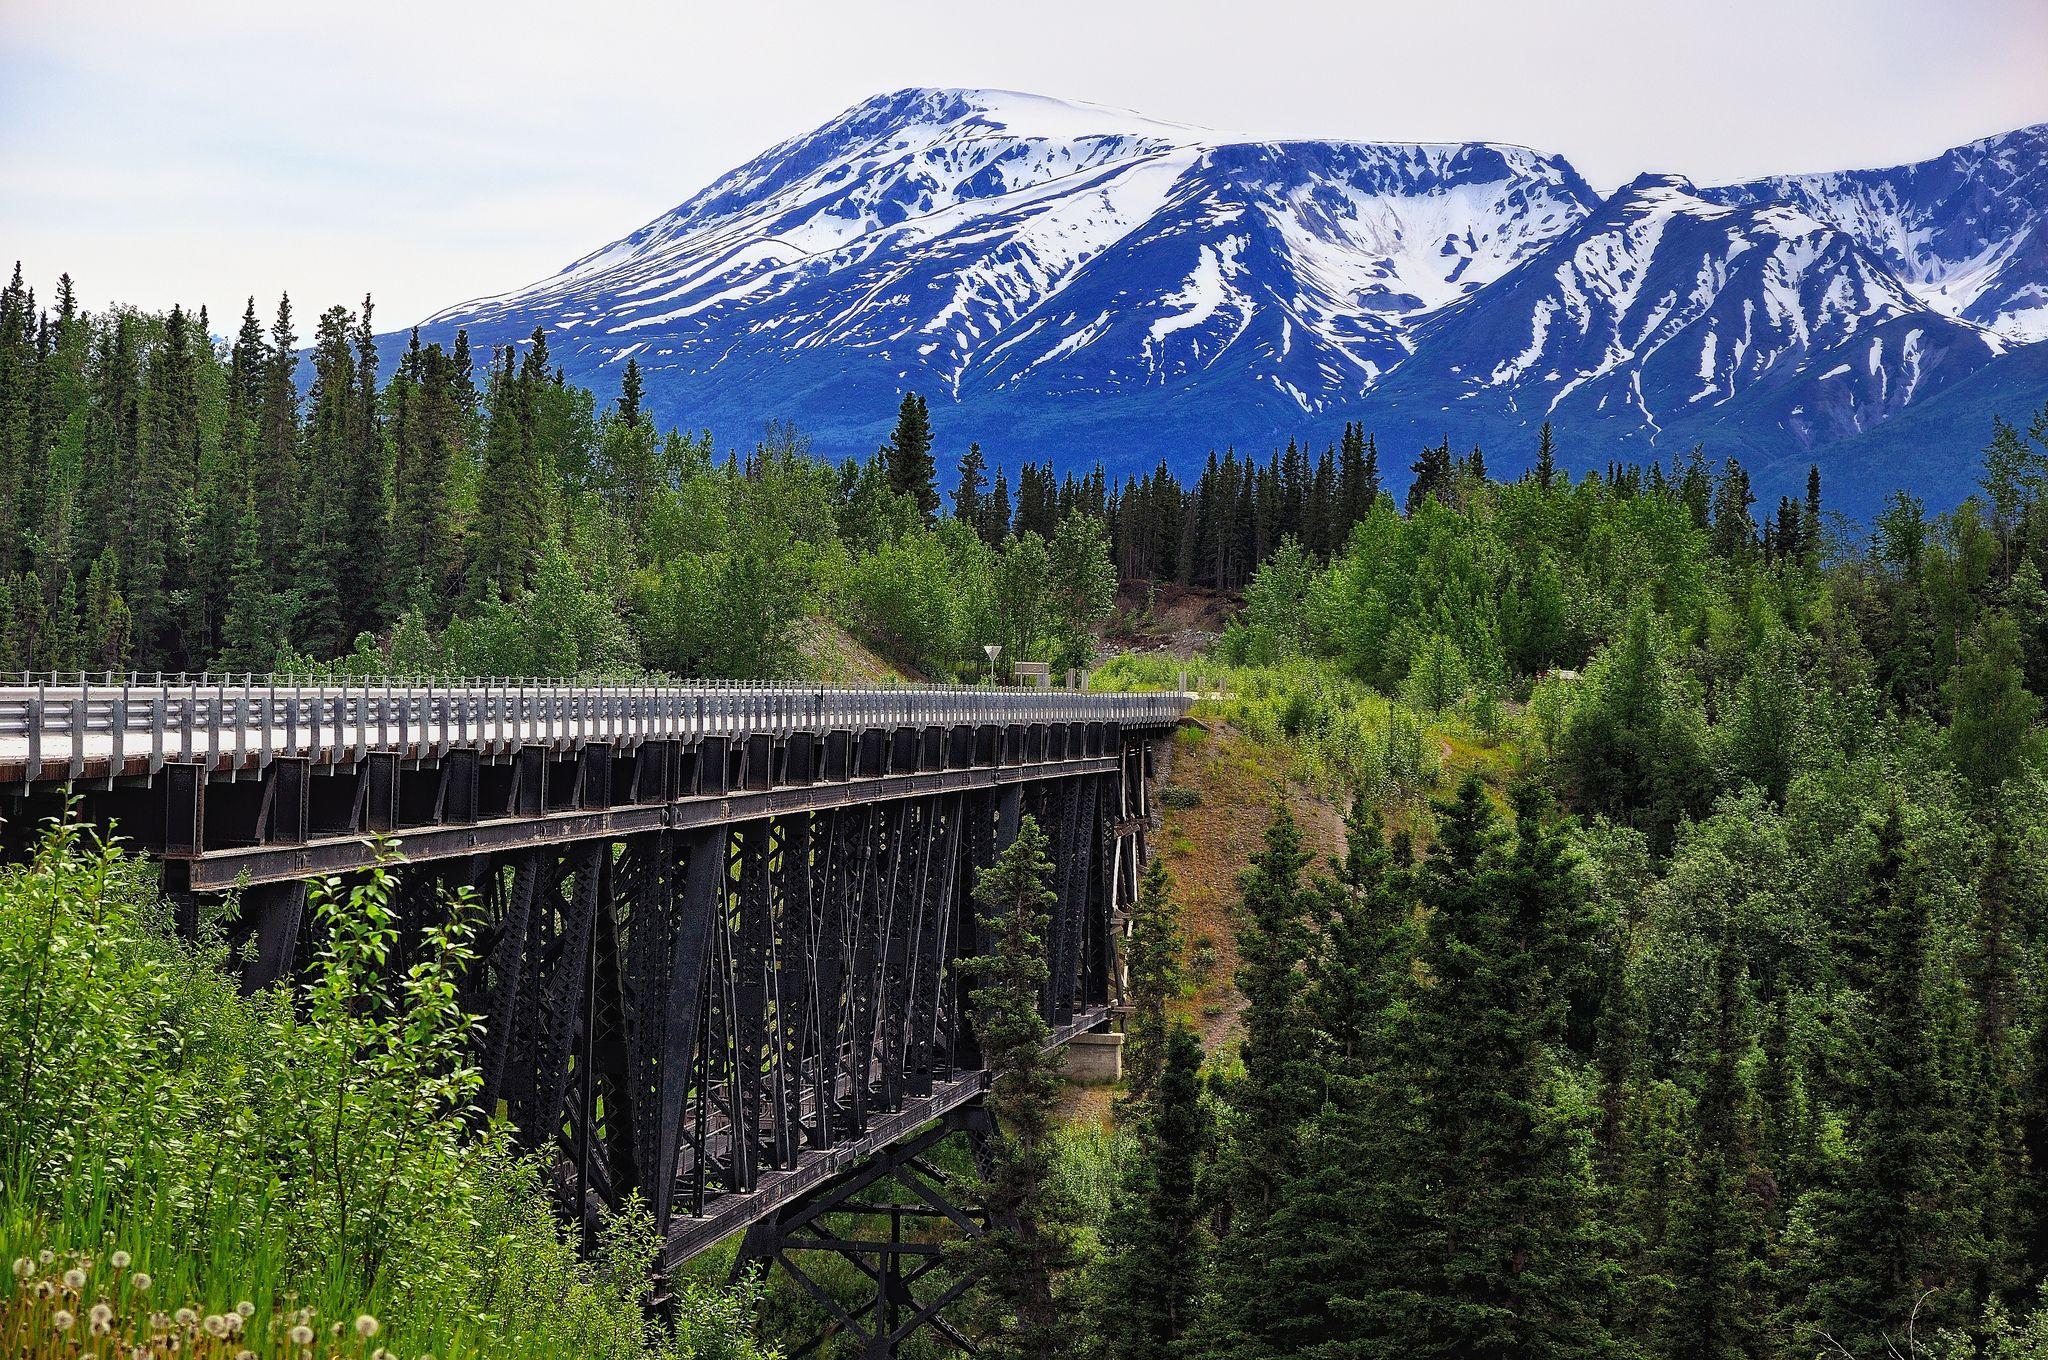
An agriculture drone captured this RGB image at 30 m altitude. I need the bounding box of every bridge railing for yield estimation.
[0,673,1190,778]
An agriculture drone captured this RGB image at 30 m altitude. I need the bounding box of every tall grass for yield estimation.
[0,816,770,1360]
[1090,654,1440,798]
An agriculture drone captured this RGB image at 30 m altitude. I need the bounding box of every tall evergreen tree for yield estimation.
[1092,1025,1210,1360]
[953,441,989,529]
[1118,856,1185,1119]
[883,391,939,521]
[1656,916,1768,1360]
[1535,421,1558,491]
[964,816,1081,1360]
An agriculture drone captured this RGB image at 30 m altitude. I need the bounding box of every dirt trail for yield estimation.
[1056,720,1343,1126]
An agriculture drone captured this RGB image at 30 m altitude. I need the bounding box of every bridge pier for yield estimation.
[726,1101,1004,1359]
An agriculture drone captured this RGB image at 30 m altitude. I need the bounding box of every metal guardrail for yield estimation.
[0,673,1192,783]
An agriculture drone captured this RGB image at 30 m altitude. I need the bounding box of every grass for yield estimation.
[1090,648,1538,1063]
[0,816,770,1360]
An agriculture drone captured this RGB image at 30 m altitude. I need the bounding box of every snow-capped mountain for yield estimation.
[408,89,2048,513]
[1711,123,2048,344]
[1378,173,2005,449]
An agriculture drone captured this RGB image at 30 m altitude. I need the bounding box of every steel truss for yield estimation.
[727,1102,1006,1359]
[178,736,1154,1357]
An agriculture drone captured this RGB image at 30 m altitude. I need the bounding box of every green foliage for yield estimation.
[963,817,1083,1360]
[0,817,767,1359]
[1089,1026,1210,1360]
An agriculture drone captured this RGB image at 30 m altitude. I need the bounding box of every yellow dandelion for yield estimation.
[355,1313,380,1339]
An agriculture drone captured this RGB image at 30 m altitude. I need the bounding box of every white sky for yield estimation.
[4,0,2045,330]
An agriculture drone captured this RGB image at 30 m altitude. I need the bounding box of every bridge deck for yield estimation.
[0,679,1184,787]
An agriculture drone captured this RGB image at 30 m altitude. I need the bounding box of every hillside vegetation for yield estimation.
[1071,416,2048,1360]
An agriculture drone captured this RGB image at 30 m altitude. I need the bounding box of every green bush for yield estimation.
[0,817,769,1360]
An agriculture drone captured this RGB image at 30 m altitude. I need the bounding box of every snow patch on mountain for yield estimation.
[401,89,2048,513]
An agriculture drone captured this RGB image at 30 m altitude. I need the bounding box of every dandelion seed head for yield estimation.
[236,1300,255,1318]
[90,1303,113,1325]
[289,1324,314,1345]
[131,1271,152,1292]
[63,1266,86,1289]
[355,1312,380,1338]
[52,1308,75,1331]
[38,1248,54,1264]
[175,1306,198,1325]
[34,1279,56,1299]
[203,1313,230,1337]
[10,1257,31,1278]
[110,1250,131,1269]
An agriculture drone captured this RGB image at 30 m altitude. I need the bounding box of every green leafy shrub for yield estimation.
[0,817,769,1360]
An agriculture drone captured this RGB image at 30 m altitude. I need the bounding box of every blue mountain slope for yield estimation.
[400,89,2048,518]
[1710,123,2048,345]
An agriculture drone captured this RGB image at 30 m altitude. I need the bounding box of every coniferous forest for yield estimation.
[8,266,2048,1360]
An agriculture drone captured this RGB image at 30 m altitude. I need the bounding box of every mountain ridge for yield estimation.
[403,88,2048,515]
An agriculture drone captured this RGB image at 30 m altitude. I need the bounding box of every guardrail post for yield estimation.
[69,678,86,781]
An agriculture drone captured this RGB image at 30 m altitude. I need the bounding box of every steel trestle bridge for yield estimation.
[0,673,1189,1357]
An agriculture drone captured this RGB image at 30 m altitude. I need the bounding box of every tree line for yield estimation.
[0,270,1124,681]
[1006,401,2048,1360]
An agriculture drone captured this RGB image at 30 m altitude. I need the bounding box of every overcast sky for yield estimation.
[4,0,2045,330]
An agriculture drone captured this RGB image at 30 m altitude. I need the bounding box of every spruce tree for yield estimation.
[1319,779,1612,1360]
[616,354,643,424]
[954,441,989,528]
[294,304,356,654]
[1406,438,1453,513]
[133,303,202,665]
[1947,611,2038,794]
[1091,1025,1210,1360]
[1118,855,1185,1119]
[984,467,1013,545]
[1535,421,1558,491]
[218,497,280,672]
[1656,917,1768,1360]
[1182,805,1326,1357]
[883,391,939,521]
[964,816,1080,1360]
[1214,803,1317,1232]
[254,295,301,580]
[1797,806,1971,1351]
